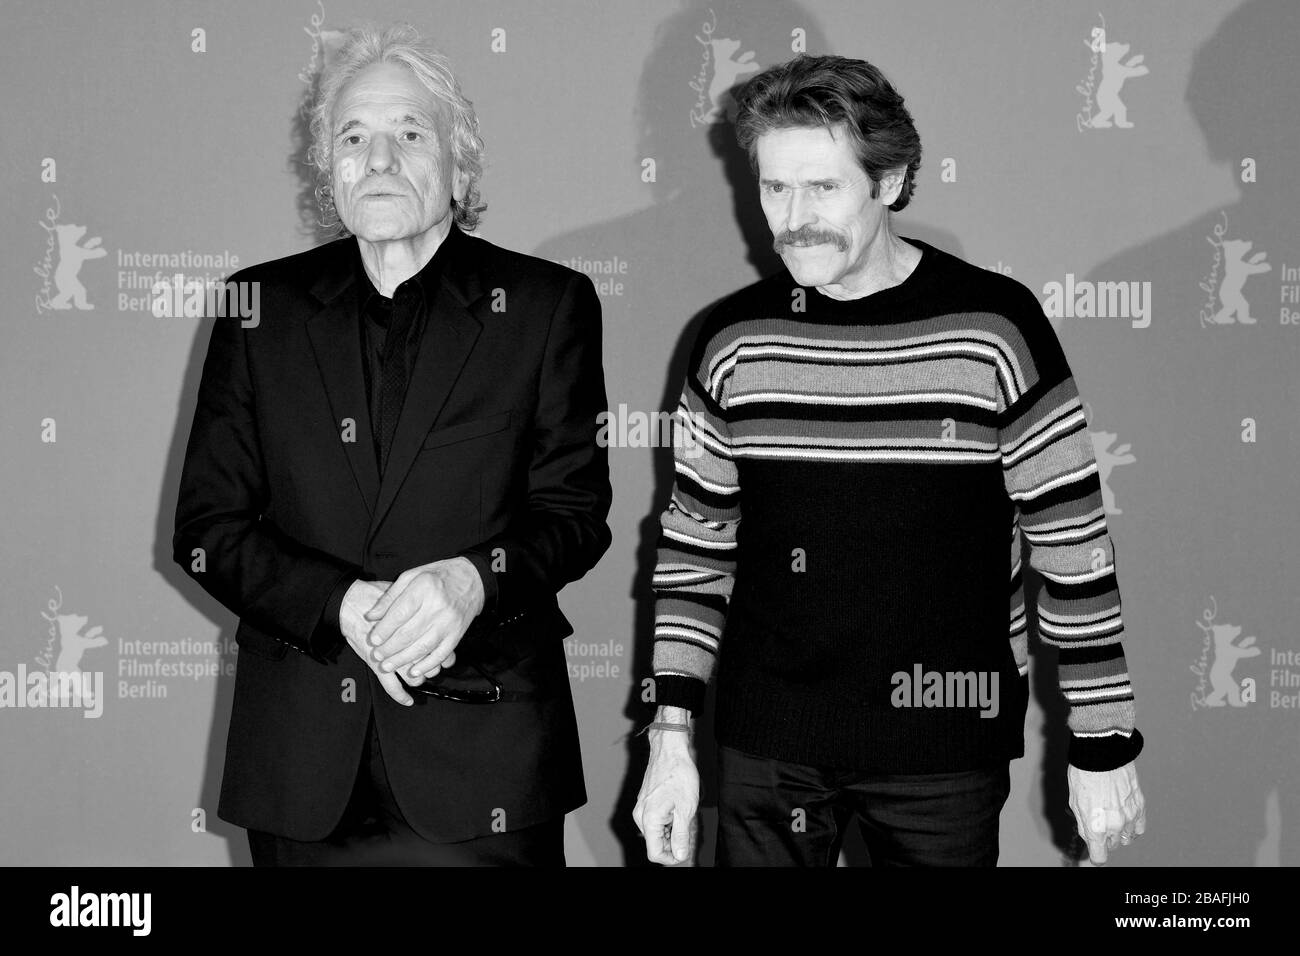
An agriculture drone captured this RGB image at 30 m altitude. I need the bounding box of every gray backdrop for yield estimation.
[2,0,1296,866]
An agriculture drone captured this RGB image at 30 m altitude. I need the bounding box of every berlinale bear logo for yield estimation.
[1190,596,1259,710]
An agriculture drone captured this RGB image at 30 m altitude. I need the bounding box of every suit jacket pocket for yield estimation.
[235,620,289,661]
[422,410,511,449]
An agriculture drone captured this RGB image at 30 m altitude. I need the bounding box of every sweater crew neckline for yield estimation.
[797,236,937,318]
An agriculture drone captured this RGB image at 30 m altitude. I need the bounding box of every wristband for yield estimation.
[639,720,693,736]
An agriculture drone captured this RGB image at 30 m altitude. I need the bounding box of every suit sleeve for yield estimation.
[173,296,363,660]
[311,573,357,656]
[457,272,612,622]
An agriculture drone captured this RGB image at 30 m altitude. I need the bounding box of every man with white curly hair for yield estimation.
[175,23,611,865]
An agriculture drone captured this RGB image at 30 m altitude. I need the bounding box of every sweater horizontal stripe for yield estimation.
[652,237,1142,773]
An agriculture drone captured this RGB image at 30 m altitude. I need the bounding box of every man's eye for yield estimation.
[401,131,421,142]
[343,135,362,146]
[819,183,836,192]
[766,183,785,194]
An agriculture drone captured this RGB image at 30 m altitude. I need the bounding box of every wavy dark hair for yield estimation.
[733,54,922,212]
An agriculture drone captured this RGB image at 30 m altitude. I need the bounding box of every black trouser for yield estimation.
[247,711,564,866]
[716,745,1011,867]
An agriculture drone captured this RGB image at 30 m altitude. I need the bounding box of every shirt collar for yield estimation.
[355,222,463,310]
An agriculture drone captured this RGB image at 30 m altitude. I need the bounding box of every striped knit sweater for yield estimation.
[651,237,1143,773]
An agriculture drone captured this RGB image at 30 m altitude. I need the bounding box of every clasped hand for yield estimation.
[338,557,486,706]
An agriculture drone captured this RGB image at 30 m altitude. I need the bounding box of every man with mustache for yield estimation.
[174,24,611,865]
[634,54,1146,866]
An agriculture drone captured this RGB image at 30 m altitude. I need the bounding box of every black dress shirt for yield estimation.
[358,234,448,475]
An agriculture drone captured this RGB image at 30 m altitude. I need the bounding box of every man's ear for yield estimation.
[452,165,470,205]
[878,167,906,206]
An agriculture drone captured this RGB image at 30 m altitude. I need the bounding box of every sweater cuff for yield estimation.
[458,550,499,617]
[308,573,355,660]
[653,674,707,714]
[1068,727,1144,772]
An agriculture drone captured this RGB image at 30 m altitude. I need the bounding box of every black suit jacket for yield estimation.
[173,224,612,843]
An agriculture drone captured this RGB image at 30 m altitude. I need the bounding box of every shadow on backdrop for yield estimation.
[1067,0,1298,866]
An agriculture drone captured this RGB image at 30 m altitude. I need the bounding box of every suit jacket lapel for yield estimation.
[305,243,381,516]
[369,229,488,538]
